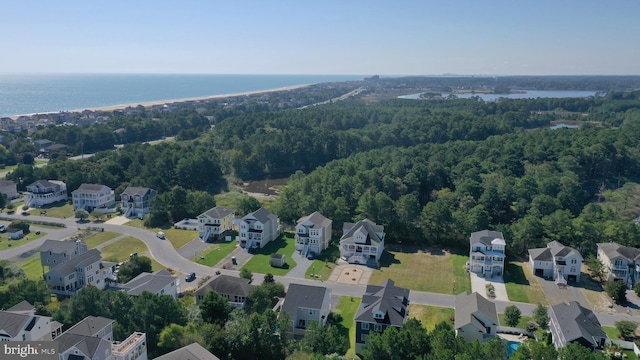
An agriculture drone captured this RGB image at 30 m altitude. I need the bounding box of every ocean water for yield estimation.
[0,74,364,117]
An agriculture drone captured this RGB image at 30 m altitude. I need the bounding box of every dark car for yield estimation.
[185,272,196,282]
[307,252,315,260]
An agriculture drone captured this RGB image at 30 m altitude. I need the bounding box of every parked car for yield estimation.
[156,231,165,239]
[185,272,196,282]
[0,225,6,232]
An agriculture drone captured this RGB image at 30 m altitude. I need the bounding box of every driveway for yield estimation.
[536,276,591,309]
[176,237,213,260]
[470,272,509,302]
[285,249,313,279]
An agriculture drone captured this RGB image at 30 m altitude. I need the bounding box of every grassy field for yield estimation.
[305,243,340,280]
[196,240,238,266]
[215,189,278,213]
[83,231,122,248]
[0,230,47,251]
[240,232,297,276]
[99,236,163,270]
[498,313,534,328]
[504,261,548,304]
[31,202,75,218]
[603,326,619,339]
[334,296,361,359]
[368,247,471,294]
[14,255,46,281]
[409,304,454,331]
[125,219,198,249]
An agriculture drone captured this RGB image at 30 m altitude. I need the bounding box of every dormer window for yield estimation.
[373,310,385,319]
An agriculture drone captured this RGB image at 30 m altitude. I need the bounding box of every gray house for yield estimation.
[154,342,220,360]
[281,284,332,337]
[549,301,606,350]
[119,186,157,219]
[39,239,89,270]
[454,291,499,343]
[529,241,583,283]
[195,275,254,309]
[121,269,178,299]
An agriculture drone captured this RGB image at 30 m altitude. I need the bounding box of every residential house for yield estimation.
[355,279,410,354]
[339,219,385,266]
[0,301,63,341]
[549,301,606,350]
[154,342,220,360]
[7,227,23,240]
[454,291,499,343]
[529,241,583,283]
[39,239,89,270]
[55,332,113,360]
[238,207,280,249]
[197,206,235,242]
[194,275,254,308]
[597,242,640,288]
[24,180,68,207]
[111,332,148,360]
[281,284,331,337]
[119,186,157,219]
[468,230,506,277]
[33,139,53,150]
[71,183,115,212]
[121,270,178,299]
[295,211,332,257]
[65,316,114,341]
[44,249,114,296]
[0,180,18,200]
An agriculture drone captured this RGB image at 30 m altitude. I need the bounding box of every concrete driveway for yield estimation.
[536,276,591,309]
[470,272,509,302]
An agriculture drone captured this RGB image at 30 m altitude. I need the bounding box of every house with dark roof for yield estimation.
[355,279,409,354]
[0,179,18,200]
[281,284,331,337]
[454,291,499,343]
[238,207,280,249]
[597,242,640,288]
[121,270,177,298]
[33,139,53,150]
[339,219,385,266]
[197,206,235,242]
[295,211,332,257]
[154,342,220,360]
[549,301,606,350]
[194,275,254,308]
[65,316,114,341]
[469,230,506,277]
[55,332,113,360]
[44,249,114,296]
[25,179,68,207]
[119,186,157,219]
[71,183,115,212]
[39,239,89,270]
[529,241,583,283]
[0,301,62,341]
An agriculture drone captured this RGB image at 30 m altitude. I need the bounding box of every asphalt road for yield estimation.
[1,213,638,327]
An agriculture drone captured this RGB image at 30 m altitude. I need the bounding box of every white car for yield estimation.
[156,231,165,239]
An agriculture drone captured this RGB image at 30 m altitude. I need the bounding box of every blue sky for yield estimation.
[2,1,639,75]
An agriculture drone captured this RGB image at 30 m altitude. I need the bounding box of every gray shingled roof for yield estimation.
[297,211,332,228]
[454,291,498,331]
[282,284,330,321]
[597,242,640,262]
[47,249,102,277]
[55,332,109,358]
[340,219,384,246]
[548,241,581,259]
[7,300,34,313]
[355,279,409,326]
[203,206,234,219]
[470,230,505,246]
[551,301,606,346]
[0,180,16,187]
[0,312,31,337]
[65,316,114,337]
[27,179,57,189]
[246,207,277,224]
[529,248,553,262]
[121,186,154,197]
[154,342,220,360]
[72,183,111,194]
[39,239,79,253]
[194,275,254,298]
[123,271,176,296]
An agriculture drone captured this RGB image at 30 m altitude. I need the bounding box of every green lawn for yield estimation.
[125,219,198,249]
[334,296,361,359]
[14,255,46,281]
[368,248,471,294]
[498,313,534,328]
[29,202,75,218]
[83,231,122,248]
[0,230,47,251]
[504,261,548,304]
[603,326,619,339]
[305,243,340,280]
[196,240,238,266]
[99,236,163,270]
[214,190,248,210]
[240,232,297,276]
[409,304,454,331]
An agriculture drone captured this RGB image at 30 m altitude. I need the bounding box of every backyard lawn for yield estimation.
[504,261,547,304]
[334,296,361,359]
[125,219,198,249]
[0,230,47,251]
[368,248,471,294]
[29,202,75,218]
[409,304,454,331]
[240,232,297,276]
[305,243,340,280]
[196,240,238,266]
[14,255,46,281]
[82,231,122,248]
[99,236,163,270]
[498,313,534,328]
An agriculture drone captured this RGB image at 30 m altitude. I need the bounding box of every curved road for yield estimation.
[1,213,638,327]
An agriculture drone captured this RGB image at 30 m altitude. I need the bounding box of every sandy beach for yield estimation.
[8,84,311,120]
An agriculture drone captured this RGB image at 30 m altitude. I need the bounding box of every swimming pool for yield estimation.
[507,341,521,356]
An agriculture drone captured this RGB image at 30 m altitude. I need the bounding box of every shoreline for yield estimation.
[7,84,311,120]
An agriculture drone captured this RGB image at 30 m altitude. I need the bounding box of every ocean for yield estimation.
[0,74,364,117]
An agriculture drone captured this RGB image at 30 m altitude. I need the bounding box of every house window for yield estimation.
[571,258,577,264]
[361,323,369,330]
[570,267,576,273]
[298,319,306,328]
[374,324,383,332]
[361,334,368,343]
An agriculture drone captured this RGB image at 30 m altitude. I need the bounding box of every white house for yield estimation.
[119,186,157,219]
[468,230,506,277]
[238,207,280,249]
[597,242,640,288]
[71,184,115,212]
[121,270,178,299]
[339,219,384,266]
[24,180,68,207]
[295,211,332,257]
[197,206,235,242]
[0,301,62,342]
[529,241,583,283]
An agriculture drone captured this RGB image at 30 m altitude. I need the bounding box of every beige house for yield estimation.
[197,206,235,242]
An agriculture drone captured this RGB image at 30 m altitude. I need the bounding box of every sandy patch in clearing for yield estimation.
[332,264,372,285]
